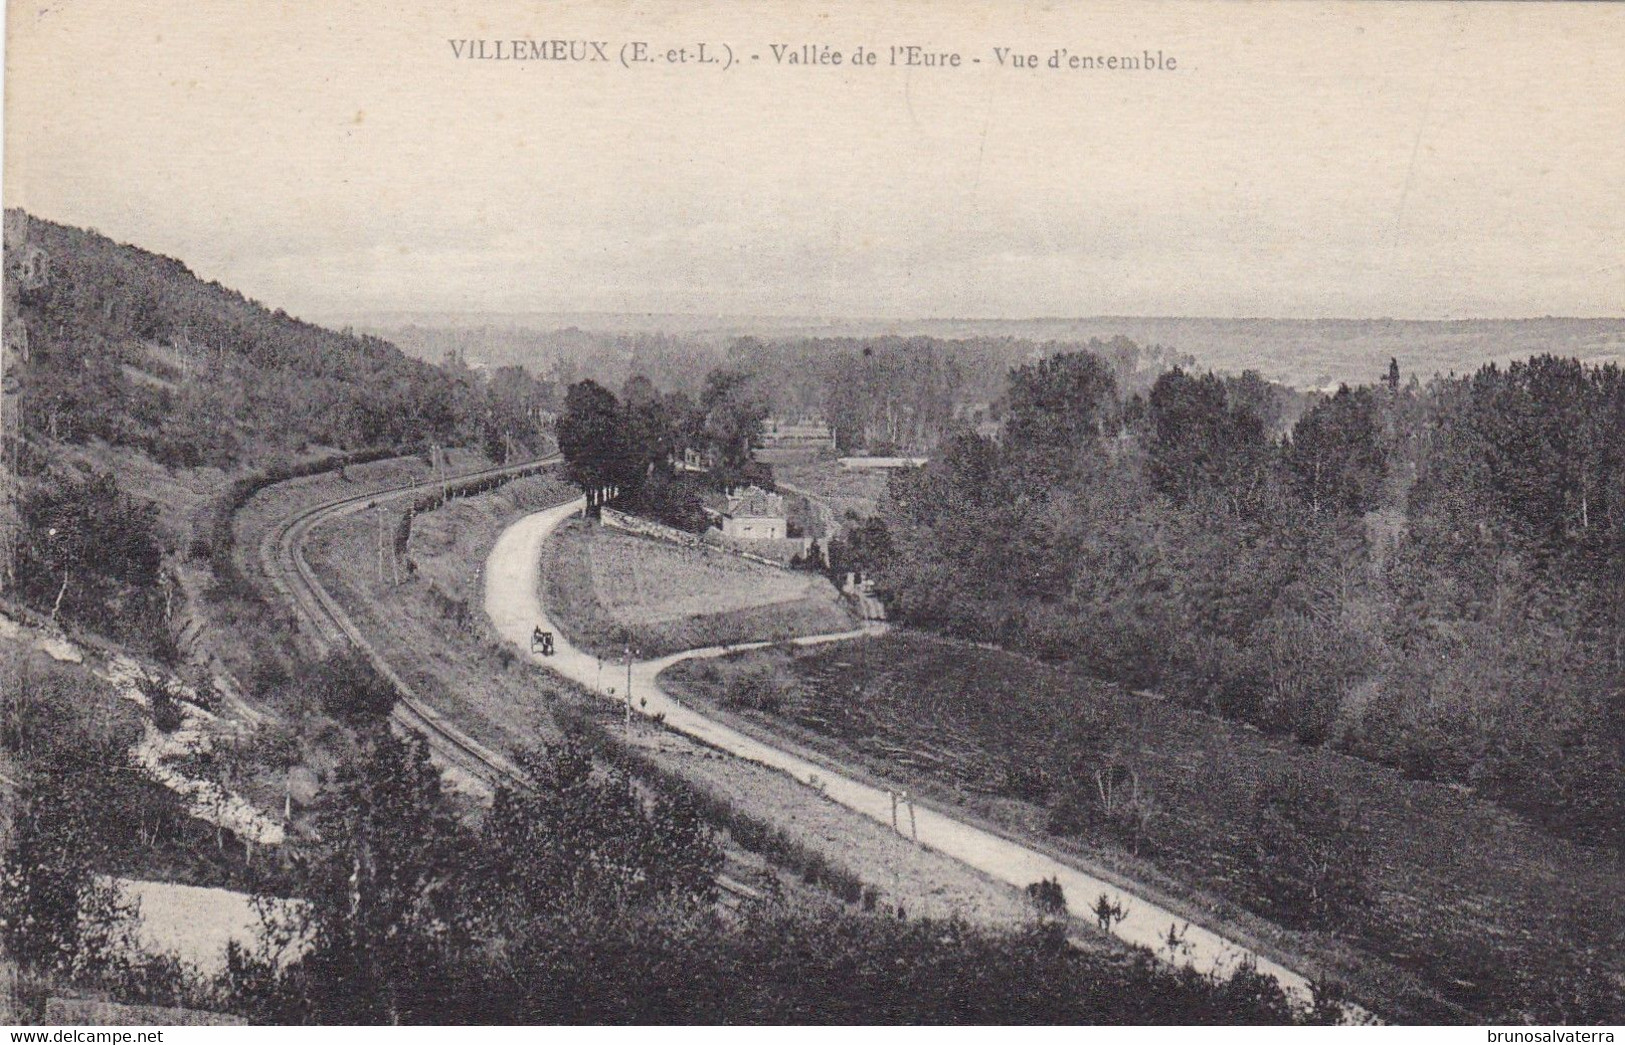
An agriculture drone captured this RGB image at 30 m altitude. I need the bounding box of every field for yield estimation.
[660,632,1625,1024]
[773,460,891,523]
[541,520,856,658]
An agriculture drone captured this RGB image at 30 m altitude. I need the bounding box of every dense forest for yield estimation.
[380,318,1206,455]
[838,352,1625,849]
[726,335,1201,453]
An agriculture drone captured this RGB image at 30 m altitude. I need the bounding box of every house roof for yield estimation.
[725,486,785,519]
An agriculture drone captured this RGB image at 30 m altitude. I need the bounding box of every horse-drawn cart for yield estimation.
[530,626,555,656]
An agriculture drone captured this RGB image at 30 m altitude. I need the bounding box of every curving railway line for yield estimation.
[257,454,561,795]
[252,451,763,907]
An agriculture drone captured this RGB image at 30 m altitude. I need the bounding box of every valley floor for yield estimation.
[660,634,1625,1024]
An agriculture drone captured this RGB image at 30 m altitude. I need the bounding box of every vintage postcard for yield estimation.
[1,0,1622,1031]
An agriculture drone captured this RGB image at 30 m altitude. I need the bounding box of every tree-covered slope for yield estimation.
[2,210,511,469]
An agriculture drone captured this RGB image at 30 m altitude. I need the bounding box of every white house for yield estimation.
[720,486,787,539]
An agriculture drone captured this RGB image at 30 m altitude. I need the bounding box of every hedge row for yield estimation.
[555,703,874,908]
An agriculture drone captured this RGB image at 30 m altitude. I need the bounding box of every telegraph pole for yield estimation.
[624,644,633,736]
[375,506,387,584]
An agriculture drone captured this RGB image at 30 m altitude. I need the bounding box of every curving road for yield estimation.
[484,497,1330,1006]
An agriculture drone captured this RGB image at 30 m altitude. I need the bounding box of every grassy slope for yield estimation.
[7,212,464,470]
[3,214,512,737]
[301,472,578,759]
[541,520,855,658]
[660,632,1625,1024]
[409,474,570,605]
[214,452,486,703]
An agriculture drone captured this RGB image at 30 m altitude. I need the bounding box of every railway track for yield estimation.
[258,454,560,794]
[254,453,761,905]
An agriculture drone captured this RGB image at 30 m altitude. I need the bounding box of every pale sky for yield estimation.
[4,0,1623,320]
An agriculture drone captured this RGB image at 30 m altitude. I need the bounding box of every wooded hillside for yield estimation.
[848,352,1625,850]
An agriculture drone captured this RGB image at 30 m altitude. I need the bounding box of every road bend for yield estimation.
[486,497,1346,1010]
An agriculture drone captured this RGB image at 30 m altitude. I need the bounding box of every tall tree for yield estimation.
[263,730,472,1024]
[698,368,767,470]
[1003,351,1118,465]
[1147,368,1276,517]
[619,374,678,488]
[556,379,632,511]
[1285,385,1386,516]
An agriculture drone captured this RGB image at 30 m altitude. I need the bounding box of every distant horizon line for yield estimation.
[316,309,1625,327]
[10,210,1620,331]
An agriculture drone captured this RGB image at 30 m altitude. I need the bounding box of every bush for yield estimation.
[13,469,167,655]
[1025,876,1067,917]
[719,663,792,715]
[1045,759,1156,854]
[150,685,184,734]
[308,650,397,728]
[612,470,712,534]
[557,706,871,907]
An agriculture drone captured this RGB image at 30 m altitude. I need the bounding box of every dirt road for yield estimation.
[485,497,1324,1004]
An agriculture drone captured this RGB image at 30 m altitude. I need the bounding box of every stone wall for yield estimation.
[601,507,810,570]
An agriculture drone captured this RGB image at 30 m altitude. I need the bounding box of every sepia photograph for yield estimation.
[0,0,1621,1032]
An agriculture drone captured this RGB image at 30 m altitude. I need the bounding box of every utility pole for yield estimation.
[0,220,33,597]
[375,506,386,584]
[896,789,917,841]
[624,644,633,737]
